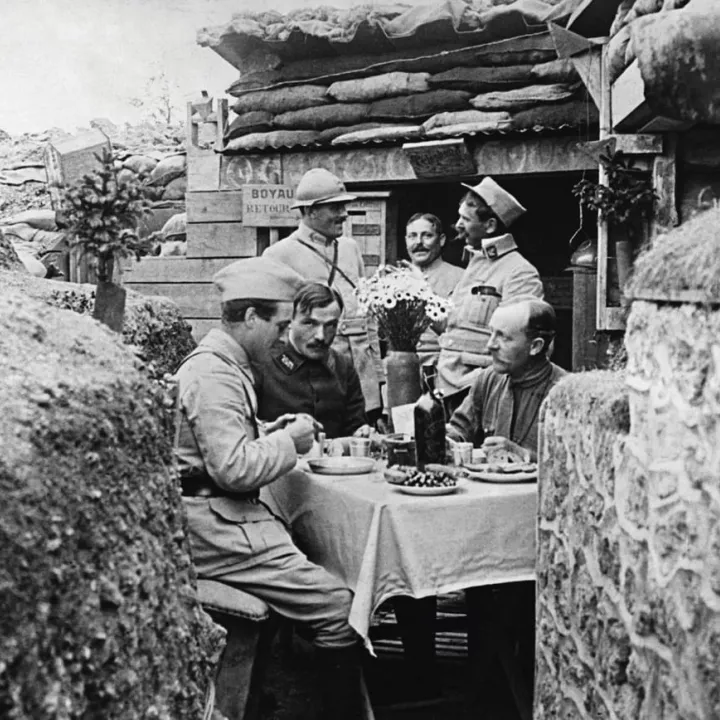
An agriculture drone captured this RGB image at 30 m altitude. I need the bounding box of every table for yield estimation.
[263,464,537,647]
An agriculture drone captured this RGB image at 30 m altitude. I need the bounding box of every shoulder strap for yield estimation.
[295,237,356,289]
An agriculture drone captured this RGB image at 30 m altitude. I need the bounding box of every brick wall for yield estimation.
[536,298,720,719]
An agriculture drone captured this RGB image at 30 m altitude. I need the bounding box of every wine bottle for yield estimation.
[414,369,446,469]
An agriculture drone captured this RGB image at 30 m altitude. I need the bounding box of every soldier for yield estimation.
[436,177,544,414]
[174,257,365,719]
[263,169,384,417]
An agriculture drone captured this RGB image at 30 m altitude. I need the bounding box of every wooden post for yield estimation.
[651,132,679,239]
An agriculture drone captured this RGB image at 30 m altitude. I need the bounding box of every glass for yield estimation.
[452,442,473,466]
[384,433,417,468]
[349,437,371,457]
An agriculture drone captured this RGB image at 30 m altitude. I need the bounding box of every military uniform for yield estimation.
[415,257,464,367]
[436,233,543,398]
[254,342,367,439]
[263,223,383,413]
[176,327,356,649]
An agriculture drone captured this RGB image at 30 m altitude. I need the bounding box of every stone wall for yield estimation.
[536,300,720,718]
[0,285,222,719]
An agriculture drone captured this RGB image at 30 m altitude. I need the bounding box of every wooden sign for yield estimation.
[402,138,476,179]
[242,184,297,226]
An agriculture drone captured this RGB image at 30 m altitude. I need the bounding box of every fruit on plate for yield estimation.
[384,466,411,485]
[397,468,457,488]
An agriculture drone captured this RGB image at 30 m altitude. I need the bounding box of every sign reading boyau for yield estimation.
[242,184,298,226]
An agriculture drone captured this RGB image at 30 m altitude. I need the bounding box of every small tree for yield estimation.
[61,149,151,330]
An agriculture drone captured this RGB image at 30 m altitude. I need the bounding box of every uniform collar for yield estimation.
[464,233,518,262]
[200,328,252,370]
[298,220,335,247]
[272,340,335,374]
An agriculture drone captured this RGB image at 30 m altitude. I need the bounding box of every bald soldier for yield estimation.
[436,177,544,414]
[447,297,567,461]
[173,257,364,719]
[263,169,384,416]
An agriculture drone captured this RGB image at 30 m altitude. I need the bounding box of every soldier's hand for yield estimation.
[286,415,315,455]
[264,413,298,434]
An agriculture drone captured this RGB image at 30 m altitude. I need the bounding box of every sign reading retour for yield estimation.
[242,184,298,227]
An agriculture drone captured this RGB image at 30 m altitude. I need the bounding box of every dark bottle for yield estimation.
[414,370,446,469]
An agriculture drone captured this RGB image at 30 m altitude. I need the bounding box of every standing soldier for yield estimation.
[263,169,384,417]
[436,177,544,414]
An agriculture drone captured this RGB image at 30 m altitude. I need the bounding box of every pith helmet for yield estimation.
[291,168,357,209]
[461,177,526,228]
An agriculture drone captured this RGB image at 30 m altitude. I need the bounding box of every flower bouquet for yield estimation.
[356,265,452,352]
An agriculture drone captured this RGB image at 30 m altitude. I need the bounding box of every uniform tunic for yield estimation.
[175,327,356,648]
[263,222,383,412]
[436,233,543,398]
[254,342,368,439]
[447,358,567,454]
[415,257,464,367]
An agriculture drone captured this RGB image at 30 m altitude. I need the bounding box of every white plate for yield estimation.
[306,457,376,475]
[464,463,537,483]
[393,483,460,496]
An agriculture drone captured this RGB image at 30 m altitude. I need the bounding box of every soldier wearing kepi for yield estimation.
[263,169,384,417]
[436,177,544,413]
[174,257,365,720]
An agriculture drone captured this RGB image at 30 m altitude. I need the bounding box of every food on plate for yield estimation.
[470,462,538,475]
[484,446,527,464]
[394,467,457,488]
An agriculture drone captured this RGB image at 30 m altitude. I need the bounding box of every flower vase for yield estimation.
[384,350,423,419]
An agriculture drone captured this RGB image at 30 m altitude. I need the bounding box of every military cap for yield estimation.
[213,257,304,303]
[461,176,526,228]
[291,168,356,209]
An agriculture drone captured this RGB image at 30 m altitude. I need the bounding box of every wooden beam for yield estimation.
[567,0,624,37]
[651,133,679,237]
[186,223,258,259]
[186,190,243,223]
[124,257,235,284]
[548,24,603,109]
[125,283,218,318]
[579,134,664,162]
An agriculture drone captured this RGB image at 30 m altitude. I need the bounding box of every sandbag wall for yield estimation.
[0,278,221,720]
[222,32,597,152]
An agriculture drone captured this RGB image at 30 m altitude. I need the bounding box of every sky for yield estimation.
[0,0,365,135]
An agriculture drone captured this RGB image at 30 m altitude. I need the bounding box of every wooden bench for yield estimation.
[197,579,277,720]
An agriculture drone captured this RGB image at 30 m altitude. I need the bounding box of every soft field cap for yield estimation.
[461,177,526,228]
[214,257,304,303]
[291,168,357,209]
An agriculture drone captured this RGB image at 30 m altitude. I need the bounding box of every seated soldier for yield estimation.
[254,281,373,441]
[447,297,566,460]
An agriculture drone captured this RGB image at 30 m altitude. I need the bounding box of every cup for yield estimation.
[452,441,473,466]
[472,448,488,464]
[384,433,417,467]
[349,437,372,457]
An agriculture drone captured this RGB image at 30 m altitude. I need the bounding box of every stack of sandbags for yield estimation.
[0,208,65,276]
[117,151,187,203]
[223,32,592,152]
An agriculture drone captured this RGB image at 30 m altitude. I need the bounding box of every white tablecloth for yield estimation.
[263,465,537,647]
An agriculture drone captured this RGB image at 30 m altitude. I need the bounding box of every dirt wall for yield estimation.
[0,285,223,719]
[536,299,720,718]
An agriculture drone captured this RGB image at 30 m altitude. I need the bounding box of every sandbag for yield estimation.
[149,154,187,186]
[1,209,57,231]
[428,64,535,92]
[331,125,423,145]
[425,119,512,137]
[531,58,579,83]
[1,223,66,254]
[370,90,472,121]
[327,72,430,102]
[225,111,274,140]
[316,123,386,143]
[122,155,158,176]
[470,84,578,111]
[422,109,511,131]
[224,130,321,152]
[161,177,187,201]
[227,70,283,96]
[607,25,634,84]
[273,103,370,130]
[625,0,664,25]
[509,99,599,130]
[231,85,329,114]
[609,0,637,35]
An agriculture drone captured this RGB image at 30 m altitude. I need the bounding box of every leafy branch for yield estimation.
[61,149,152,283]
[573,150,656,227]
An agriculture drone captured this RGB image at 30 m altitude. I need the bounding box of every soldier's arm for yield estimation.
[180,362,297,493]
[342,360,369,436]
[502,265,544,300]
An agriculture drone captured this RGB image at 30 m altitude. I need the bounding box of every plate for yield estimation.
[393,482,460,496]
[464,462,537,483]
[306,457,376,475]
